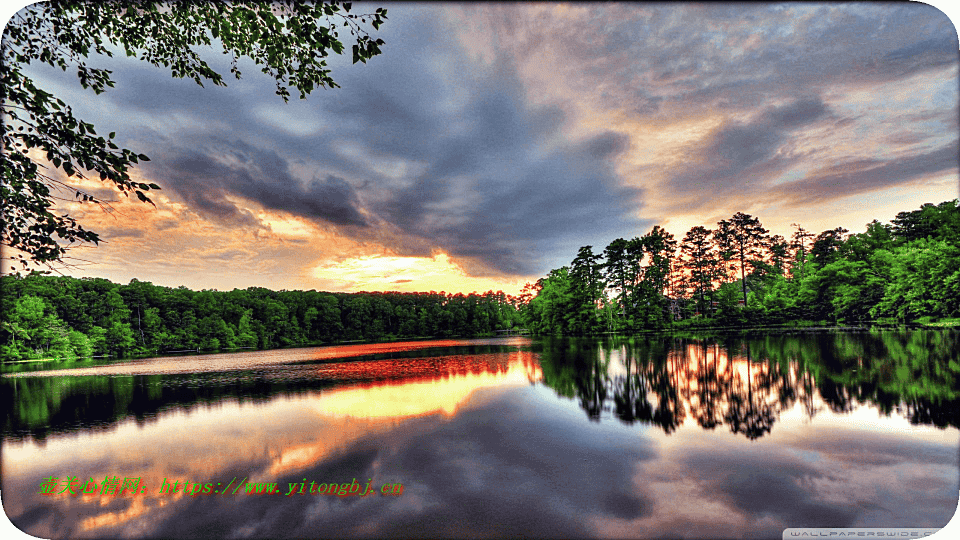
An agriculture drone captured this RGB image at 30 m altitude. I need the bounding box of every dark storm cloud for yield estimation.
[297,8,645,274]
[152,140,367,228]
[367,25,643,272]
[65,4,646,276]
[436,131,641,274]
[771,142,959,206]
[575,3,957,114]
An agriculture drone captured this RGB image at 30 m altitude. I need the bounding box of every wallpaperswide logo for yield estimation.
[783,529,940,538]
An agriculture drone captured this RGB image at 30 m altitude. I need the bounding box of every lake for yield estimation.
[3,330,958,539]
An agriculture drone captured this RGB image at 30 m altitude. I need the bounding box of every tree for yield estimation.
[640,226,676,296]
[713,219,737,285]
[810,227,849,267]
[524,267,574,335]
[602,238,631,320]
[680,225,715,315]
[768,234,789,274]
[568,246,604,334]
[790,223,813,278]
[724,212,769,307]
[890,199,960,244]
[638,226,677,327]
[2,1,387,269]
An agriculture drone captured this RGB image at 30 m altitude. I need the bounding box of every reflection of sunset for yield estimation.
[310,352,542,419]
[268,351,541,477]
[6,339,526,378]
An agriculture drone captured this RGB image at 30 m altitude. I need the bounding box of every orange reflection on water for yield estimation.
[6,338,526,378]
[309,351,543,419]
[79,496,158,532]
[267,350,541,477]
[602,341,788,432]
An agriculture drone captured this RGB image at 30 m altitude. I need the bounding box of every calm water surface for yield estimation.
[3,331,958,539]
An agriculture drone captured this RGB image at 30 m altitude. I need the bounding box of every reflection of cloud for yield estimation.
[161,384,657,539]
[7,344,957,538]
[268,352,542,477]
[80,497,155,532]
[683,448,859,527]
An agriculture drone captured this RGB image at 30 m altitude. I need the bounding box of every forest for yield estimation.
[1,199,957,363]
[0,276,523,362]
[521,199,960,334]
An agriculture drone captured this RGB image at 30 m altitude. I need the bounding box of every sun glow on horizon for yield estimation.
[311,252,528,296]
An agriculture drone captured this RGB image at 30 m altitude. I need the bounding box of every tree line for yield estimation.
[0,275,522,362]
[520,199,960,334]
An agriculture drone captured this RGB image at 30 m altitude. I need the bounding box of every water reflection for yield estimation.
[4,340,541,538]
[537,329,960,438]
[2,332,958,538]
[2,339,537,441]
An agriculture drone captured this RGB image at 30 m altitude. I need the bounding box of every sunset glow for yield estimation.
[312,253,527,295]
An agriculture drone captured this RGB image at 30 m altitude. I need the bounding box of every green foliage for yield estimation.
[722,212,769,306]
[680,225,716,315]
[871,238,960,320]
[0,273,521,363]
[525,267,574,335]
[67,330,93,359]
[568,247,604,334]
[2,1,386,269]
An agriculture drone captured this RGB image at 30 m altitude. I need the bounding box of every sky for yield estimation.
[3,2,959,295]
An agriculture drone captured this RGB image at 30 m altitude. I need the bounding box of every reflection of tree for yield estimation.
[650,339,686,434]
[537,330,960,439]
[611,351,654,425]
[574,346,610,421]
[722,343,777,440]
[691,342,724,430]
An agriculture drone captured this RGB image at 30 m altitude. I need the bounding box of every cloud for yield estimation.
[97,226,145,239]
[771,142,959,206]
[663,97,832,206]
[151,140,368,228]
[20,2,959,288]
[115,6,647,276]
